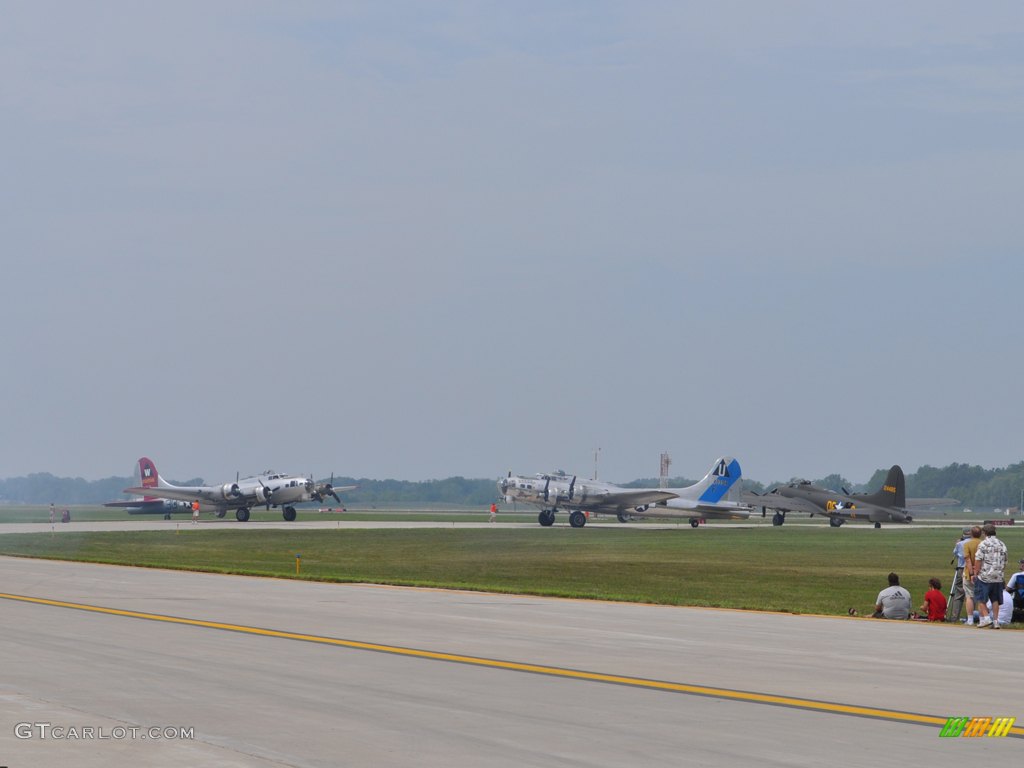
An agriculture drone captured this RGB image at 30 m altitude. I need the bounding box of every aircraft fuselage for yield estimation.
[775,485,906,524]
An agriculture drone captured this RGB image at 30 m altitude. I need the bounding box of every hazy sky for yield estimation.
[3,2,1023,486]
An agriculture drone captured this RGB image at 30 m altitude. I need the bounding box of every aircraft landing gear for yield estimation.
[690,518,700,528]
[617,511,631,523]
[568,510,587,528]
[538,510,555,527]
[874,522,881,529]
[236,507,251,522]
[829,517,844,527]
[283,506,297,522]
[772,512,785,527]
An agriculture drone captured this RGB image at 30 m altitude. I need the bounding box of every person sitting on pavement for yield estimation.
[872,572,912,620]
[918,578,947,622]
[1007,558,1024,623]
[986,588,1013,627]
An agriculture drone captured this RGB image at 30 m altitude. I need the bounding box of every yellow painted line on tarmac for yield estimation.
[3,591,1021,738]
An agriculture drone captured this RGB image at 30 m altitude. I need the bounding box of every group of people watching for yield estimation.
[952,524,1022,627]
[855,524,1023,625]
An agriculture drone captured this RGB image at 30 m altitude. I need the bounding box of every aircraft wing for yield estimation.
[740,491,822,517]
[104,499,171,510]
[696,506,751,520]
[587,490,678,510]
[906,497,959,508]
[661,497,752,518]
[122,486,225,504]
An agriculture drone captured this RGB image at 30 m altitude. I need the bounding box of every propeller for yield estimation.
[257,479,274,509]
[542,477,550,503]
[323,473,341,503]
[309,473,342,504]
[568,476,576,501]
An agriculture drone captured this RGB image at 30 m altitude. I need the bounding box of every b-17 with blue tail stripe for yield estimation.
[499,457,750,528]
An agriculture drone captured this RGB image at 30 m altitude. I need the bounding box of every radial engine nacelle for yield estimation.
[221,483,241,499]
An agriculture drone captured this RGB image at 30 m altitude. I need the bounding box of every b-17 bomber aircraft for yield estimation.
[500,457,750,528]
[744,465,911,528]
[119,457,354,522]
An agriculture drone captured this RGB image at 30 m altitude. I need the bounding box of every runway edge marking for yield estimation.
[3,591,1019,738]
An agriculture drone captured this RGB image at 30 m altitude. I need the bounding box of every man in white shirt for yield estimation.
[975,524,1008,628]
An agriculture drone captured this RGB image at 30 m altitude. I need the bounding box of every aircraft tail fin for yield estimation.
[137,457,162,500]
[673,457,742,502]
[861,465,906,509]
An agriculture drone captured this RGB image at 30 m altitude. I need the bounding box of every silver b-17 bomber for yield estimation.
[500,457,751,528]
[118,457,355,522]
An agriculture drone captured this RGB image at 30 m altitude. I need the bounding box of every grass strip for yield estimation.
[2,526,1020,618]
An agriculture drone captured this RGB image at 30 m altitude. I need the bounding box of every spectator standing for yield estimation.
[948,529,970,622]
[975,524,1008,628]
[962,526,982,625]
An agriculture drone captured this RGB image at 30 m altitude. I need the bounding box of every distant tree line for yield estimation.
[0,472,203,506]
[2,462,1023,508]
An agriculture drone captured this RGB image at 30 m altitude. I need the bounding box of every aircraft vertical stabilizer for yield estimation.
[692,458,742,503]
[859,465,906,509]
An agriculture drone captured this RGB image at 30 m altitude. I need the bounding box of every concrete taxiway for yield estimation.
[1,555,1020,767]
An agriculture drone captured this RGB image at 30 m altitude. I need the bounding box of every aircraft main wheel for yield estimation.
[874,522,881,529]
[539,511,555,527]
[772,512,784,526]
[829,517,843,527]
[617,511,631,523]
[236,508,251,522]
[569,511,587,528]
[283,506,297,522]
[690,518,700,528]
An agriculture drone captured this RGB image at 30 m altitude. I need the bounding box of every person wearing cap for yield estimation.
[947,528,971,622]
[974,523,1008,628]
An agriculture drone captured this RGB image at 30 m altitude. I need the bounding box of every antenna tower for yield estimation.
[659,452,672,489]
